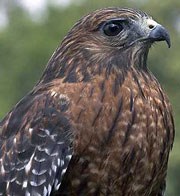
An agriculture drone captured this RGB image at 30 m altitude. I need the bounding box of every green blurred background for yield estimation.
[0,0,179,195]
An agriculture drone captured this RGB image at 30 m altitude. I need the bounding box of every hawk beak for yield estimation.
[148,24,171,48]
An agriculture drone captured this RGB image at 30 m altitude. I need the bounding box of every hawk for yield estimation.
[0,7,174,196]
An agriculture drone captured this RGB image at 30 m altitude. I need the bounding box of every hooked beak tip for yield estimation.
[148,24,171,48]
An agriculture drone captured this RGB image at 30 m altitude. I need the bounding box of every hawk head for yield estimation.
[40,8,170,83]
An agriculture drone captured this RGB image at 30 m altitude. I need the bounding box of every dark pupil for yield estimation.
[104,23,123,36]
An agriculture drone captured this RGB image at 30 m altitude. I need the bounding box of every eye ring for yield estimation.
[102,20,124,36]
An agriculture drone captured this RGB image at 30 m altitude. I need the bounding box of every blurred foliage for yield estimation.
[0,0,179,195]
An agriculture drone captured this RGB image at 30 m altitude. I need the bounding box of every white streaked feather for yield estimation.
[25,191,30,196]
[60,160,64,167]
[23,180,28,188]
[25,152,35,174]
[54,179,61,191]
[55,182,61,191]
[13,137,17,144]
[66,154,72,161]
[16,164,25,171]
[45,147,58,156]
[43,187,48,196]
[6,182,9,192]
[57,141,64,144]
[32,168,47,175]
[52,164,57,173]
[34,155,46,162]
[48,184,52,195]
[61,168,67,176]
[50,91,58,97]
[37,146,45,152]
[57,158,61,166]
[44,129,50,136]
[0,164,5,175]
[30,178,46,186]
[28,128,33,134]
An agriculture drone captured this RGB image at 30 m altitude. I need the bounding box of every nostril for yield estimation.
[149,24,155,29]
[147,19,158,30]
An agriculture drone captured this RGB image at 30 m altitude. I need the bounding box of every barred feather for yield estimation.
[0,7,174,196]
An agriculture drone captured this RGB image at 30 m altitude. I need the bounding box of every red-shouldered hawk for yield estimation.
[0,7,174,196]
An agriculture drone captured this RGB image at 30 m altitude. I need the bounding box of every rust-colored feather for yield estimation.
[0,7,174,196]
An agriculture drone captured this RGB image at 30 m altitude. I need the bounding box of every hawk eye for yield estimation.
[103,21,124,36]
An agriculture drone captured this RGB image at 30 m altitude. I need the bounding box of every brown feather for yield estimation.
[0,7,174,196]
